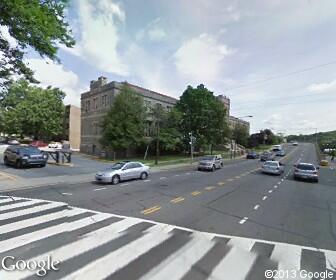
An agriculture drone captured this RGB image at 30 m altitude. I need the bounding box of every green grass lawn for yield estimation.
[252,145,273,152]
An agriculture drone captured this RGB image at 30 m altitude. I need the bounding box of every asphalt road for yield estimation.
[4,143,336,251]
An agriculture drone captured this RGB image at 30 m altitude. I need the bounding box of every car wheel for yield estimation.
[220,162,223,168]
[40,163,46,168]
[111,175,120,185]
[140,172,148,180]
[4,157,8,166]
[16,160,22,169]
[212,165,215,172]
[314,178,319,183]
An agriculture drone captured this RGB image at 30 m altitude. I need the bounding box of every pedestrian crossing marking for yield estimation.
[1,195,336,280]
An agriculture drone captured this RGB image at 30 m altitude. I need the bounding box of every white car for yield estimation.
[48,142,63,149]
[262,161,284,175]
[95,161,150,184]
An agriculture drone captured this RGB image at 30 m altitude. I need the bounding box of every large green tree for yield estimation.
[100,85,146,152]
[1,79,65,139]
[232,123,249,147]
[175,84,229,151]
[0,0,75,87]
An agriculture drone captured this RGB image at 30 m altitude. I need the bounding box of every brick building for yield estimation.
[80,77,177,155]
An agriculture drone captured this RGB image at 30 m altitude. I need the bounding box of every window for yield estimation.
[166,106,171,112]
[86,100,90,112]
[102,95,107,107]
[93,97,98,110]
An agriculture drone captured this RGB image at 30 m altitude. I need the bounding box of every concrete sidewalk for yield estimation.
[0,155,246,193]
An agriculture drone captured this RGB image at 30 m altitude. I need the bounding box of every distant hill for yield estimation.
[287,130,336,145]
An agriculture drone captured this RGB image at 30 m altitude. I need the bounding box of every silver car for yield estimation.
[95,161,150,184]
[294,163,319,182]
[198,155,223,171]
[262,161,284,175]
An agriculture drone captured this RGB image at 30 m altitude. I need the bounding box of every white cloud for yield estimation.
[26,58,84,106]
[174,33,234,84]
[135,18,167,42]
[61,0,128,76]
[307,79,336,93]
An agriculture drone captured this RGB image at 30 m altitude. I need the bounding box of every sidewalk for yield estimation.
[0,155,246,193]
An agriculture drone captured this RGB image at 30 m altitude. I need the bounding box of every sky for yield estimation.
[24,0,336,135]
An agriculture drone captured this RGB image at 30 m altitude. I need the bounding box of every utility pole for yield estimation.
[189,132,194,164]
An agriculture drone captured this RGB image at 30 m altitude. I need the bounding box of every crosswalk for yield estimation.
[0,195,336,280]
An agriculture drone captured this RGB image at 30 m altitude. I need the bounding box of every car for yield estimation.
[31,140,48,148]
[95,161,150,184]
[294,163,319,182]
[262,161,284,175]
[7,139,20,145]
[246,151,259,159]
[197,155,223,171]
[48,142,63,149]
[272,145,282,151]
[276,149,285,157]
[292,142,298,146]
[260,152,274,161]
[3,146,48,168]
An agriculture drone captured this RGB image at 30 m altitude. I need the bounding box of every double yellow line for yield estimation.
[0,172,17,180]
[171,197,185,204]
[142,205,161,215]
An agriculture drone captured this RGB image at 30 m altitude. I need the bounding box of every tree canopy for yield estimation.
[100,85,146,151]
[175,84,229,150]
[0,0,75,87]
[1,79,65,139]
[232,123,249,147]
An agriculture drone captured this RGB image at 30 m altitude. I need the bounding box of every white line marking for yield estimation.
[144,179,151,182]
[262,196,267,200]
[254,205,260,210]
[274,185,278,189]
[239,217,248,224]
[268,190,273,193]
[281,179,284,182]
[120,183,130,186]
[61,193,72,196]
[159,177,167,180]
[174,174,180,177]
[93,187,107,191]
[186,172,191,175]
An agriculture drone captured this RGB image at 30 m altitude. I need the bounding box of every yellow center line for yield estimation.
[191,191,201,196]
[0,172,18,180]
[170,197,185,204]
[217,182,225,186]
[142,205,161,215]
[205,186,216,191]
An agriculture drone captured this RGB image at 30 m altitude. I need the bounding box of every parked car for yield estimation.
[7,139,20,145]
[276,149,286,157]
[31,140,48,148]
[246,151,259,159]
[262,161,284,175]
[3,146,48,168]
[292,142,298,146]
[48,142,63,149]
[95,161,150,184]
[197,155,223,171]
[294,163,319,182]
[260,152,274,161]
[272,145,282,151]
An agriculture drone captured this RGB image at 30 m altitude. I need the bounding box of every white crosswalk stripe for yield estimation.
[0,195,336,280]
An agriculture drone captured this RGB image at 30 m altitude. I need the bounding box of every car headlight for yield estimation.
[22,156,29,160]
[43,154,48,159]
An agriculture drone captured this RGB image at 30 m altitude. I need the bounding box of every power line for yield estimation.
[223,60,336,92]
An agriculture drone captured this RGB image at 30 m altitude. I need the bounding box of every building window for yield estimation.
[102,95,107,107]
[93,97,98,110]
[86,100,90,112]
[166,106,171,112]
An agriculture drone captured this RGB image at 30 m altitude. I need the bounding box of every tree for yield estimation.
[1,79,65,139]
[232,123,249,147]
[100,85,146,154]
[175,84,229,151]
[0,0,75,87]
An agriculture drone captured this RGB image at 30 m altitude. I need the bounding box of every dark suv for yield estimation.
[3,146,48,168]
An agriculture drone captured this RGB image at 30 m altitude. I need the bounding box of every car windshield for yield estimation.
[264,162,278,167]
[19,147,40,155]
[109,162,126,170]
[297,164,315,170]
[202,156,215,160]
